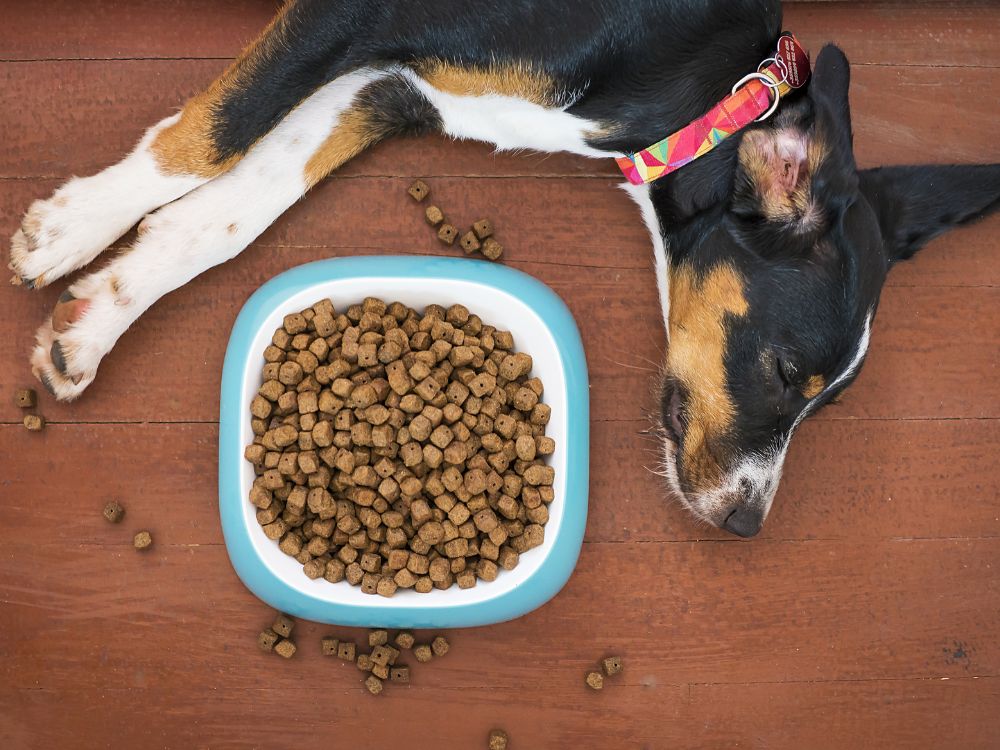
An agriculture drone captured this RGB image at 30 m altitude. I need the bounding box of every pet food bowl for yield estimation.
[219,256,589,627]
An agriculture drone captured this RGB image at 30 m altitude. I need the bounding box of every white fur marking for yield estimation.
[10,114,206,285]
[621,183,670,333]
[403,69,611,157]
[31,70,385,399]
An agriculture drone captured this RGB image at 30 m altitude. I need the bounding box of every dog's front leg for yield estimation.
[32,70,389,399]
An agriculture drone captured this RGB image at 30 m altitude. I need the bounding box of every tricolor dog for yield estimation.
[9,0,999,536]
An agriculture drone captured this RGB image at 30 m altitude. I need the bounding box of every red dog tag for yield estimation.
[777,34,810,89]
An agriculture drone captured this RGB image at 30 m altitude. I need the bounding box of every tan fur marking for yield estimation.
[303,108,381,189]
[738,129,829,227]
[415,60,557,106]
[667,263,749,491]
[802,374,825,400]
[150,4,292,177]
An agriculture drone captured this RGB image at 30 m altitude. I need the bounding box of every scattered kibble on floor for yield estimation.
[274,639,297,659]
[365,674,383,695]
[424,205,444,226]
[23,414,45,431]
[102,501,125,523]
[133,531,153,550]
[321,636,339,656]
[586,671,604,690]
[488,728,509,750]
[406,179,505,262]
[14,388,37,408]
[407,179,430,202]
[602,656,623,676]
[271,613,294,638]
[257,629,279,652]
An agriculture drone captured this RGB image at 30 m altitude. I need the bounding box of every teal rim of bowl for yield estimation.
[219,255,589,628]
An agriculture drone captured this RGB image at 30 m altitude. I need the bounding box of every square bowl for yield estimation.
[219,256,589,628]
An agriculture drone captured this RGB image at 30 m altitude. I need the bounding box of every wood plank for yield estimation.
[1,538,996,691]
[3,174,997,286]
[1,418,996,545]
[1,62,997,179]
[0,230,995,425]
[3,677,998,750]
[2,1,997,68]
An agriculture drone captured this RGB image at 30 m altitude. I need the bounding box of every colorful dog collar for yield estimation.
[616,33,811,185]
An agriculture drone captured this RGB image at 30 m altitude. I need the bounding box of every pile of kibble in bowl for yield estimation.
[244,297,556,596]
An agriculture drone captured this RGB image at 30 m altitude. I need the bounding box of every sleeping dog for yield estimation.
[9,0,998,536]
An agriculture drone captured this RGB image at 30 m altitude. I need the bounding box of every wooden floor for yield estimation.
[1,2,998,748]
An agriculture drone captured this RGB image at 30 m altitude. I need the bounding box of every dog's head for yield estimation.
[652,45,999,536]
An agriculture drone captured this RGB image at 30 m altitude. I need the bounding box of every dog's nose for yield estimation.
[723,506,764,538]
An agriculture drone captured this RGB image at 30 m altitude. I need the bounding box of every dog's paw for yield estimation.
[9,180,141,289]
[30,275,133,401]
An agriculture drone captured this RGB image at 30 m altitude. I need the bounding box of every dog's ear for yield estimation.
[808,44,854,163]
[859,164,1000,261]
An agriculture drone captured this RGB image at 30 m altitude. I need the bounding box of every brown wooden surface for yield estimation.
[1,2,998,748]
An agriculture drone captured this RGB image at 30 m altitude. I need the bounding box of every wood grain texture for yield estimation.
[1,2,998,748]
[2,62,998,179]
[2,0,997,67]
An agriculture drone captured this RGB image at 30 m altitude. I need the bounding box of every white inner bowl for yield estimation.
[237,275,569,610]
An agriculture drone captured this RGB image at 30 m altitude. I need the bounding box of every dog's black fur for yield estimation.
[17,0,1000,536]
[110,0,1000,535]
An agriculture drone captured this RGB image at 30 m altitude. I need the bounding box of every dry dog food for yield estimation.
[406,181,505,262]
[14,388,37,408]
[133,531,153,550]
[275,639,297,659]
[257,628,280,652]
[481,238,503,261]
[425,205,444,226]
[602,656,623,676]
[472,219,493,240]
[23,415,45,431]
[244,297,555,596]
[102,501,125,523]
[437,223,458,245]
[365,674,384,695]
[585,671,604,690]
[321,636,339,656]
[272,613,295,638]
[407,180,430,202]
[488,729,509,750]
[459,231,481,254]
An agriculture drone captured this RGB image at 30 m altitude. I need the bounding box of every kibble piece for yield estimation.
[407,179,430,202]
[133,531,153,550]
[586,671,604,690]
[431,636,450,657]
[337,641,356,662]
[390,666,410,683]
[413,644,433,663]
[602,656,623,676]
[482,237,503,261]
[272,613,295,638]
[472,219,494,240]
[365,674,384,695]
[257,629,279,652]
[23,415,45,431]
[394,631,415,649]
[425,205,445,226]
[437,223,458,245]
[459,231,481,255]
[14,388,37,409]
[369,629,389,648]
[321,636,340,656]
[102,501,125,524]
[357,653,374,671]
[275,639,297,659]
[488,729,509,750]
